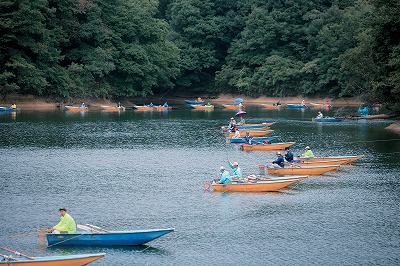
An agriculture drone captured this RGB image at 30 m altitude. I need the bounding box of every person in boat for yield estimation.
[80,102,85,108]
[232,128,241,139]
[197,97,203,102]
[363,106,369,116]
[244,132,253,144]
[218,166,231,184]
[357,106,363,116]
[271,152,285,168]
[47,208,76,234]
[163,102,168,107]
[301,146,315,158]
[10,103,17,109]
[284,147,294,163]
[228,117,237,132]
[148,102,154,107]
[276,101,281,106]
[325,101,330,106]
[228,161,242,179]
[301,100,306,106]
[206,102,212,106]
[316,111,323,118]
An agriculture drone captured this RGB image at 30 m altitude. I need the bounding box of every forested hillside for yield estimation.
[1,0,399,112]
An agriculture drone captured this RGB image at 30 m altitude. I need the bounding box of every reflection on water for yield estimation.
[0,106,399,265]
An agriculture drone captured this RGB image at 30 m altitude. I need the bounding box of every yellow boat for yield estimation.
[240,142,295,151]
[65,106,88,112]
[211,176,307,192]
[267,165,340,175]
[134,105,155,111]
[228,130,274,137]
[299,155,364,164]
[191,104,214,110]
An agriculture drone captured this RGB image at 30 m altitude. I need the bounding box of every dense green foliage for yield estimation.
[0,0,399,111]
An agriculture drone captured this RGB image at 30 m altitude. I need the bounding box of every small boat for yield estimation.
[155,106,171,111]
[286,103,306,109]
[350,114,392,120]
[268,165,340,175]
[260,104,281,109]
[222,104,245,110]
[45,228,175,246]
[299,155,364,164]
[228,130,274,137]
[229,136,278,144]
[133,105,155,111]
[285,159,350,167]
[101,105,125,111]
[240,142,295,151]
[0,107,17,112]
[0,249,105,266]
[211,176,307,192]
[313,117,342,122]
[65,106,88,112]
[185,100,204,105]
[191,104,214,110]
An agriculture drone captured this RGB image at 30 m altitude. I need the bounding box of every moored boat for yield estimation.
[222,104,245,110]
[229,136,278,144]
[185,100,204,105]
[65,106,88,112]
[267,165,340,175]
[0,107,18,112]
[299,155,364,164]
[45,228,175,246]
[240,142,295,151]
[228,130,274,137]
[285,159,350,167]
[191,104,214,110]
[260,104,281,109]
[286,103,306,109]
[0,252,105,266]
[211,176,307,192]
[133,105,155,111]
[101,105,125,111]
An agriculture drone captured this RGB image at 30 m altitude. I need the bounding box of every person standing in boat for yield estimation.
[301,146,315,158]
[47,208,76,234]
[218,166,231,184]
[271,152,285,168]
[284,147,294,163]
[228,161,242,179]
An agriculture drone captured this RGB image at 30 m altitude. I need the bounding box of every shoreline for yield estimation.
[0,94,362,110]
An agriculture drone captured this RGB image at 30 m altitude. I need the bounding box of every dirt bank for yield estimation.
[385,121,400,134]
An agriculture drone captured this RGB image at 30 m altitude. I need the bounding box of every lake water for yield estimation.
[0,105,399,265]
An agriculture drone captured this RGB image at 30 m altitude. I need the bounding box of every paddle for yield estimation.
[77,224,102,233]
[0,247,35,260]
[0,253,20,261]
[86,224,109,233]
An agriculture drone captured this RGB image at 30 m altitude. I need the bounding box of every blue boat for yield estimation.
[0,107,17,112]
[45,228,175,246]
[286,103,306,109]
[184,100,204,105]
[313,117,342,122]
[229,136,278,144]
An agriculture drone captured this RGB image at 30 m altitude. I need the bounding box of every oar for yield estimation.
[0,247,35,260]
[77,224,102,233]
[86,224,109,232]
[0,253,20,261]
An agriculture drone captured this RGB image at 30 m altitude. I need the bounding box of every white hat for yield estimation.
[230,117,234,120]
[220,166,225,171]
[233,162,238,166]
[277,151,281,155]
[305,146,310,150]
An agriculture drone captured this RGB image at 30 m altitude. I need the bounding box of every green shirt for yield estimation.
[54,213,76,233]
[301,150,315,158]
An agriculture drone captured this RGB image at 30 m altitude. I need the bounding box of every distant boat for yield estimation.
[191,104,214,110]
[133,105,155,111]
[313,117,342,122]
[227,130,274,137]
[299,155,364,164]
[185,100,204,105]
[267,165,340,175]
[260,104,281,109]
[101,105,125,111]
[286,103,306,109]
[222,104,244,110]
[240,142,295,151]
[0,251,105,266]
[45,228,175,246]
[229,136,278,144]
[65,106,88,112]
[0,107,17,112]
[211,176,307,192]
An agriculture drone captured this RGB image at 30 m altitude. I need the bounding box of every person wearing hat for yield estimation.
[301,146,315,158]
[47,208,76,234]
[228,117,237,132]
[232,128,241,139]
[271,152,285,168]
[218,166,231,184]
[228,160,242,179]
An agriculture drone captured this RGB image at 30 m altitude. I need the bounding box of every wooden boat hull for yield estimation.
[185,100,204,105]
[268,165,340,175]
[229,136,277,144]
[65,106,88,112]
[228,130,274,137]
[240,142,295,151]
[134,106,155,111]
[45,228,174,246]
[191,105,214,110]
[286,159,350,167]
[0,253,105,266]
[101,106,125,111]
[313,117,342,122]
[222,104,245,110]
[299,155,363,164]
[212,176,307,192]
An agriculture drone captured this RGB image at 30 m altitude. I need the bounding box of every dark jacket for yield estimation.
[284,150,294,162]
[272,155,285,168]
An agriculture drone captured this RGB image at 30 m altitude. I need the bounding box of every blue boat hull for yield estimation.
[230,136,277,144]
[46,228,174,246]
[286,104,305,109]
[185,100,204,105]
[0,107,17,112]
[314,117,342,122]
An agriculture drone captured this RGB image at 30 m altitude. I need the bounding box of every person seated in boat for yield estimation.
[271,152,285,168]
[301,100,306,106]
[206,102,212,106]
[357,106,363,116]
[228,117,237,132]
[316,111,323,118]
[163,102,168,107]
[325,101,330,106]
[197,97,203,102]
[218,166,231,184]
[228,160,242,179]
[284,147,294,162]
[276,101,281,106]
[232,128,240,139]
[46,208,76,234]
[148,102,154,107]
[244,132,253,144]
[363,106,369,116]
[80,102,85,108]
[301,146,315,158]
[10,103,16,109]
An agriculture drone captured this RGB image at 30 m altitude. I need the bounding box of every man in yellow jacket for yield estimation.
[47,208,76,233]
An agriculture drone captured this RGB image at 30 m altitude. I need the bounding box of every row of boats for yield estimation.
[212,121,364,192]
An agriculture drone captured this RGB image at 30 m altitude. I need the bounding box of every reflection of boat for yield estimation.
[268,165,340,175]
[222,104,245,110]
[240,142,295,151]
[0,107,18,112]
[191,104,214,110]
[228,130,274,137]
[260,104,281,109]
[313,117,342,122]
[65,106,88,112]
[229,136,278,144]
[45,228,175,246]
[0,251,105,266]
[286,103,306,109]
[299,155,364,164]
[185,100,204,105]
[101,106,125,111]
[211,176,307,192]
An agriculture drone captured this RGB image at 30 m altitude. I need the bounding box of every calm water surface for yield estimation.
[0,106,399,265]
